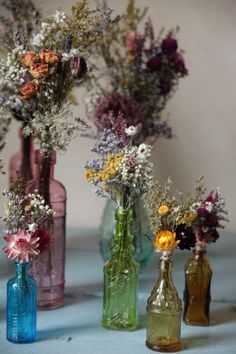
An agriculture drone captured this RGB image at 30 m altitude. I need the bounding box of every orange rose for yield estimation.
[20,81,38,100]
[20,51,37,68]
[30,63,49,79]
[39,49,60,65]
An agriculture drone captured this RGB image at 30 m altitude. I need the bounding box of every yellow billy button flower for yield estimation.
[153,230,180,252]
[180,212,197,226]
[158,204,169,215]
[84,169,96,181]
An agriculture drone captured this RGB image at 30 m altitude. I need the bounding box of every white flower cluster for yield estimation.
[23,103,82,153]
[61,48,81,62]
[118,143,153,192]
[32,11,68,52]
[125,125,138,137]
[0,46,26,88]
[0,107,12,150]
[52,11,67,25]
[27,193,54,220]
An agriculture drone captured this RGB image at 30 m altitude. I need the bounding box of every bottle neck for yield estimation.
[110,207,134,258]
[35,154,55,180]
[193,249,207,261]
[15,262,29,281]
[158,254,174,286]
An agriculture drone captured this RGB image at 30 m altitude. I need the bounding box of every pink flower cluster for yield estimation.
[3,228,50,263]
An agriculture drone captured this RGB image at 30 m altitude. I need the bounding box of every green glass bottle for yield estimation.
[102,207,139,331]
[99,198,153,269]
[183,249,212,326]
[146,253,182,352]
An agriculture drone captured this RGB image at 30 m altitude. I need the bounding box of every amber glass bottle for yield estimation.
[146,253,182,352]
[183,249,212,326]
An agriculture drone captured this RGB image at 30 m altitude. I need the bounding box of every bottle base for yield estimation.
[37,284,64,310]
[102,320,138,331]
[146,340,182,352]
[7,336,36,344]
[184,318,209,326]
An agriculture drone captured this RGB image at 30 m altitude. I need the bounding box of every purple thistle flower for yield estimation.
[161,36,178,56]
[204,191,218,204]
[92,91,143,133]
[171,52,188,75]
[146,54,162,71]
[197,207,209,218]
[206,213,219,227]
[159,80,171,95]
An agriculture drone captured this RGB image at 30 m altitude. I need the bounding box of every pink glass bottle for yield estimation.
[9,128,35,184]
[26,150,66,309]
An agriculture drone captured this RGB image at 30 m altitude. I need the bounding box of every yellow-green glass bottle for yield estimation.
[102,207,139,331]
[146,254,182,352]
[183,249,212,326]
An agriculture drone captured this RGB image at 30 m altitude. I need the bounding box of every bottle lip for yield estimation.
[193,249,207,254]
[35,149,56,164]
[15,261,30,266]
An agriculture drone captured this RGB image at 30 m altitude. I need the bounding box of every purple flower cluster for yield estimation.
[144,35,188,97]
[175,224,196,250]
[192,190,228,248]
[93,91,143,133]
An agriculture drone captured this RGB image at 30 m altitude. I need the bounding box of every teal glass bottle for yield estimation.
[7,262,37,343]
[100,198,153,269]
[102,207,139,331]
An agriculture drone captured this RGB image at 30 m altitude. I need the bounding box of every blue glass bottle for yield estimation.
[7,262,37,343]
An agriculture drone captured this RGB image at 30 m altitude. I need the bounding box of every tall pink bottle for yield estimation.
[9,128,35,184]
[26,150,66,309]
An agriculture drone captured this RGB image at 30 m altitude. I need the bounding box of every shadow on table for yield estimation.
[210,303,236,325]
[64,283,102,307]
[183,331,233,350]
[37,322,98,342]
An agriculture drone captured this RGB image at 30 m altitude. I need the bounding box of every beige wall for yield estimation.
[1,0,235,232]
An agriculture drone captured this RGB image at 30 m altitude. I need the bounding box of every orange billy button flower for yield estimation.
[30,63,49,79]
[153,230,179,252]
[20,81,38,100]
[20,51,37,68]
[158,204,169,215]
[39,49,60,65]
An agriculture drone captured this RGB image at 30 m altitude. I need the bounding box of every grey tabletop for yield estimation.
[0,229,235,354]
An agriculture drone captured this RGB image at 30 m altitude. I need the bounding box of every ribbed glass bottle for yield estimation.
[146,253,182,352]
[100,198,153,269]
[183,249,212,326]
[26,150,66,309]
[7,262,37,343]
[102,207,139,331]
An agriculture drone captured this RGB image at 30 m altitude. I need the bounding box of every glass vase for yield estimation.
[146,253,182,352]
[26,150,66,309]
[7,262,37,343]
[183,249,212,326]
[102,207,139,331]
[9,127,35,185]
[100,198,153,269]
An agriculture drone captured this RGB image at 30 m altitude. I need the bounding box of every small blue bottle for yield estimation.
[7,262,37,343]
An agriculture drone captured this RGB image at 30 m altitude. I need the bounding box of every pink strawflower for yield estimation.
[3,229,40,263]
